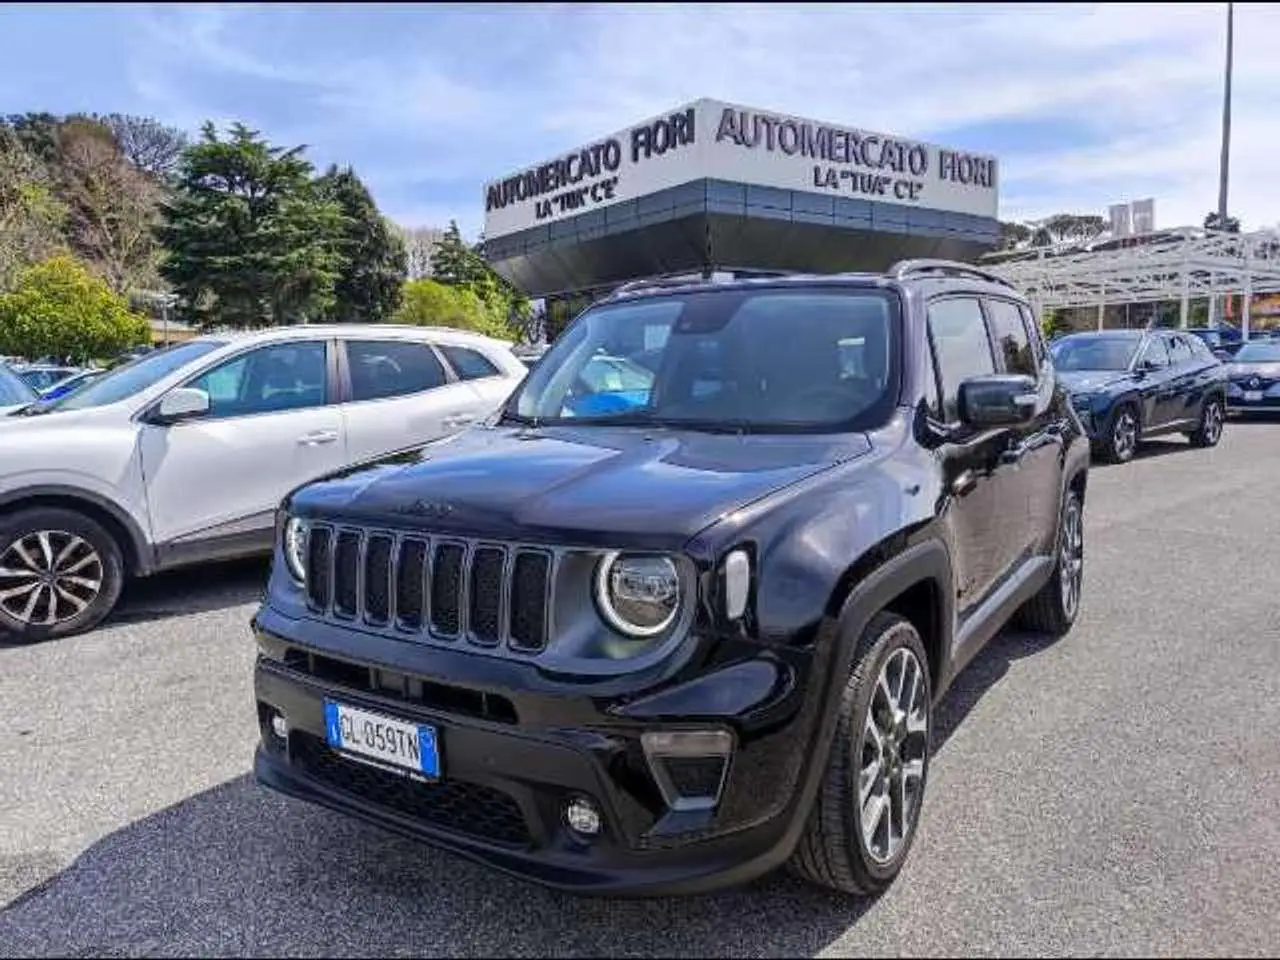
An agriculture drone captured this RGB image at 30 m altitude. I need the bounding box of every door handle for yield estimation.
[297,430,339,446]
[999,441,1029,466]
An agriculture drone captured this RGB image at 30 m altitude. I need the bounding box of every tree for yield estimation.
[157,122,345,329]
[1033,213,1107,247]
[998,220,1032,251]
[314,165,407,323]
[394,278,513,339]
[56,118,164,294]
[0,255,150,361]
[1203,211,1241,234]
[0,130,68,291]
[95,114,189,181]
[393,224,444,279]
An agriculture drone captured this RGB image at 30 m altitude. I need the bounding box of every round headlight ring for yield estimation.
[594,551,681,638]
[284,516,309,584]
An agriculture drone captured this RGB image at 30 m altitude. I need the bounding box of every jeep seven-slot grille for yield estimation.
[304,525,552,652]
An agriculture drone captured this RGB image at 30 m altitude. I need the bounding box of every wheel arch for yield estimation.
[0,486,151,576]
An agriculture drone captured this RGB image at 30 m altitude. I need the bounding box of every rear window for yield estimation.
[440,345,501,381]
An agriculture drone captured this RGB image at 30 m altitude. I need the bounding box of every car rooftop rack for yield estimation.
[610,267,804,297]
[887,259,1016,289]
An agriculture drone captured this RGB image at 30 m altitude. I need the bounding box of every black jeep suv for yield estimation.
[251,261,1090,898]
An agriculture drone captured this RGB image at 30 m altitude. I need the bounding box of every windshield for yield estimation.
[39,339,226,413]
[1051,336,1140,372]
[1233,342,1280,363]
[506,287,899,432]
[0,364,36,406]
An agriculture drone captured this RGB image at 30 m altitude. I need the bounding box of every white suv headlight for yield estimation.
[594,552,680,637]
[283,516,309,584]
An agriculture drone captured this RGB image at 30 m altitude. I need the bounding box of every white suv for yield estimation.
[0,324,527,642]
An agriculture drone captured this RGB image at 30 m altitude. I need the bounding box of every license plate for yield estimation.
[1244,390,1264,402]
[323,700,440,779]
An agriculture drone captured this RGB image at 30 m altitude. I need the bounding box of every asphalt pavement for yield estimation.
[2,423,1279,957]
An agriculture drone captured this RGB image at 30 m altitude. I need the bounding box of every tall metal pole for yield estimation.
[1217,1,1234,230]
[1210,1,1234,328]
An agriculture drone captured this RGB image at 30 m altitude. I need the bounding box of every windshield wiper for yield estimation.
[497,410,543,428]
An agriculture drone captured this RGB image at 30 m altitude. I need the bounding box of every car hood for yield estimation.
[1056,370,1133,394]
[290,424,872,549]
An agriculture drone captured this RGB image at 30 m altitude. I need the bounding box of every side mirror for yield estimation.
[153,387,210,424]
[957,374,1038,428]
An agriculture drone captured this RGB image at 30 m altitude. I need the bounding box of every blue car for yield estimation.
[1051,329,1228,463]
[37,367,108,402]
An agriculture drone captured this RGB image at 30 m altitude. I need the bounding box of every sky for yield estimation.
[2,2,1277,239]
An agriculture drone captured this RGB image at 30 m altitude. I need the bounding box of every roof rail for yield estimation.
[888,258,1016,289]
[610,267,802,297]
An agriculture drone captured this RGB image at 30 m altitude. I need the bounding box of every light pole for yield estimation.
[1210,1,1234,328]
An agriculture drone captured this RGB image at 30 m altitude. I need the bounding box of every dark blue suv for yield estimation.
[1051,329,1228,463]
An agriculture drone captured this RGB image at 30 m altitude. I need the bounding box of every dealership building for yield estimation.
[481,98,1001,322]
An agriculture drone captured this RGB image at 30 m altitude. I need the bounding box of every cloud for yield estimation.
[9,2,1279,238]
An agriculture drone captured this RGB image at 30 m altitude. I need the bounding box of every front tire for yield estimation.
[1016,487,1085,637]
[1097,402,1139,463]
[1188,396,1225,448]
[789,612,932,897]
[0,507,125,643]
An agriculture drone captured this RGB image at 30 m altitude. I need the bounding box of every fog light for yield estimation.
[270,713,289,740]
[564,796,602,837]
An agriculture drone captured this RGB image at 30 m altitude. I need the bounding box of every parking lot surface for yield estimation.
[2,424,1279,958]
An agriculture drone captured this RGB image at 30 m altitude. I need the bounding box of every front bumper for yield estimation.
[1226,381,1280,412]
[250,608,828,897]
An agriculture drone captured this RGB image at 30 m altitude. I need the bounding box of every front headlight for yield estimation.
[283,516,309,584]
[594,552,680,637]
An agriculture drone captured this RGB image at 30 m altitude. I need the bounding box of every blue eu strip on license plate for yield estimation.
[323,699,440,779]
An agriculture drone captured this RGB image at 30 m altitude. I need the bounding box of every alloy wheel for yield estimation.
[1113,410,1138,460]
[0,531,104,626]
[1203,401,1224,445]
[858,647,929,864]
[1059,497,1084,620]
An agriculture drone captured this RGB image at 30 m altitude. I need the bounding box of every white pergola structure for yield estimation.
[982,227,1280,336]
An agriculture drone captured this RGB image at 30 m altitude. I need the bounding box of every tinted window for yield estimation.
[440,345,500,381]
[347,340,447,402]
[187,342,328,418]
[511,289,898,431]
[0,364,36,406]
[928,297,995,422]
[1138,337,1170,369]
[986,299,1036,376]
[48,340,226,412]
[1166,334,1194,364]
[1019,304,1046,363]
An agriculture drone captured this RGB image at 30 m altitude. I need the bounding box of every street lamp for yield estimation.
[1210,2,1234,328]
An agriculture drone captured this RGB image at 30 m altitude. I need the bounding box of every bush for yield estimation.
[393,278,514,340]
[0,255,151,361]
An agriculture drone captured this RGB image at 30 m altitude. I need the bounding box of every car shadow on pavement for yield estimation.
[0,627,1053,958]
[106,557,270,627]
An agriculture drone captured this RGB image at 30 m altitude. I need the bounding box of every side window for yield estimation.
[186,341,328,419]
[927,297,996,423]
[1138,337,1170,369]
[985,299,1037,377]
[1167,334,1194,364]
[439,344,501,381]
[1018,304,1046,364]
[346,340,447,402]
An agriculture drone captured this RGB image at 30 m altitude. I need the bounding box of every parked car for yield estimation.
[1050,329,1227,463]
[1223,338,1280,414]
[38,367,109,402]
[251,261,1090,899]
[1185,326,1244,359]
[0,325,527,643]
[14,364,82,393]
[0,362,37,416]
